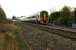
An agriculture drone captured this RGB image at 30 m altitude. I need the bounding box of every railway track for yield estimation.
[22,22,76,41]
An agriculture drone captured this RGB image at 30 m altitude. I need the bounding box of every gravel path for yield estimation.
[20,22,76,50]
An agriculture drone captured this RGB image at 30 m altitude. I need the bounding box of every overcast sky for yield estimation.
[0,0,76,18]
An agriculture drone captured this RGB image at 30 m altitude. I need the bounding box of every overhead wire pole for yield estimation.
[66,7,75,28]
[70,7,75,24]
[72,8,76,28]
[73,8,76,24]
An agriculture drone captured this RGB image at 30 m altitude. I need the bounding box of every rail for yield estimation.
[22,22,76,41]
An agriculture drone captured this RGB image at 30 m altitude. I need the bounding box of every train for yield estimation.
[37,11,49,24]
[23,10,49,25]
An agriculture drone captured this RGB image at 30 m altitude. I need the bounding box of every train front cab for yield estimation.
[39,11,48,25]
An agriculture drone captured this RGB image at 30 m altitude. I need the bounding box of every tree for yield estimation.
[0,6,7,23]
[49,11,60,24]
[0,7,6,20]
[56,16,64,25]
[60,6,71,26]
